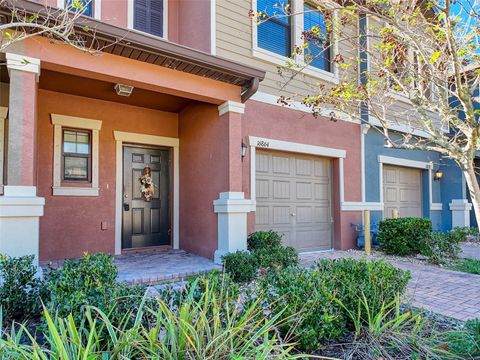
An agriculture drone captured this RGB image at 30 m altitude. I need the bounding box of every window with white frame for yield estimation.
[257,0,292,57]
[51,114,102,197]
[133,0,165,37]
[254,0,338,81]
[303,3,331,72]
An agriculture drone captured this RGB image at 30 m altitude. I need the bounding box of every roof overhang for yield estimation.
[0,0,265,102]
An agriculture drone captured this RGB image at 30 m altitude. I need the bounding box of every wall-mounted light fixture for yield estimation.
[241,141,247,161]
[114,83,134,97]
[434,169,444,181]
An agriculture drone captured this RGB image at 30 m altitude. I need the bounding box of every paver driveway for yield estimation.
[300,250,480,321]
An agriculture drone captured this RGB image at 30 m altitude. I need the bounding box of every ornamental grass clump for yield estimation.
[0,275,301,359]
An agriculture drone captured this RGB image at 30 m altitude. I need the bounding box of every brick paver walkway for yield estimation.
[300,250,480,321]
[116,250,220,284]
[460,243,480,260]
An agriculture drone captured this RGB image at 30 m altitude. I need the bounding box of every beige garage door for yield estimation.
[255,150,332,252]
[383,165,422,218]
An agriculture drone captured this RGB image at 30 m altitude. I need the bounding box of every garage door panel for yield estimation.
[296,206,313,224]
[273,180,290,199]
[314,159,330,177]
[255,206,269,226]
[256,149,332,251]
[296,182,312,200]
[383,165,422,219]
[315,183,330,200]
[273,206,291,224]
[256,153,270,173]
[272,155,290,174]
[295,158,313,176]
[256,179,269,199]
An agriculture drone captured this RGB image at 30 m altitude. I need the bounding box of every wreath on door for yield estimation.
[139,166,154,202]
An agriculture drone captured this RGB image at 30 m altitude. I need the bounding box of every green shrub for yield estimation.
[0,255,44,322]
[441,320,480,358]
[253,246,298,270]
[420,231,462,264]
[378,217,432,256]
[446,258,480,275]
[247,230,283,251]
[221,251,258,283]
[259,258,411,352]
[315,258,411,320]
[259,266,346,351]
[45,253,145,323]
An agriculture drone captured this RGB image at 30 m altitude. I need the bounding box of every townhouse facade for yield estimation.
[0,0,472,266]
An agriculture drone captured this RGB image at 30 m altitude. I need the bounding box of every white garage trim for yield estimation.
[378,155,442,215]
[114,131,179,255]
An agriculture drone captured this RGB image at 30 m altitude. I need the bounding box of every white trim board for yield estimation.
[113,131,179,255]
[0,106,7,193]
[249,91,355,123]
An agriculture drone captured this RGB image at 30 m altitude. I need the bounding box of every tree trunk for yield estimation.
[463,163,480,230]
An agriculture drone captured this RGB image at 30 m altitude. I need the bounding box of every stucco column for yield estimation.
[213,101,253,264]
[0,53,44,266]
[449,199,472,228]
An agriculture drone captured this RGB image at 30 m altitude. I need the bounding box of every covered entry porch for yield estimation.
[0,18,264,266]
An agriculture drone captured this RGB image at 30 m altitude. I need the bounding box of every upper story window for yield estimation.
[303,3,331,72]
[257,0,292,57]
[65,0,93,17]
[62,129,91,182]
[134,0,164,38]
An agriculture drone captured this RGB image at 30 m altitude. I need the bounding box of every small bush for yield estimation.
[260,258,410,351]
[0,255,44,322]
[378,217,432,256]
[442,320,480,358]
[253,246,298,270]
[45,253,144,323]
[420,231,462,264]
[446,258,480,275]
[221,251,258,283]
[247,230,283,251]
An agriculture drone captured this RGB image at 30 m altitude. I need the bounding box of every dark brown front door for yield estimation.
[122,146,170,249]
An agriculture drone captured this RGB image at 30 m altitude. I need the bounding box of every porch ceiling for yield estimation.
[0,0,265,102]
[39,70,196,113]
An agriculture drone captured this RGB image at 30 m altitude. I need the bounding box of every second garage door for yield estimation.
[383,165,422,218]
[255,150,333,252]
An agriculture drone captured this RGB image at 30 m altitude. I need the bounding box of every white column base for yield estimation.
[213,192,255,265]
[449,199,472,228]
[0,186,45,266]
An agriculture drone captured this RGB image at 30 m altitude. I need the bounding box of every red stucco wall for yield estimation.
[242,100,362,249]
[37,90,178,261]
[178,103,230,259]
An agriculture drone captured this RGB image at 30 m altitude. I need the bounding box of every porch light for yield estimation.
[114,83,134,97]
[241,141,247,161]
[434,169,444,181]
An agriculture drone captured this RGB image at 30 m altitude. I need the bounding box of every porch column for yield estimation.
[213,101,254,264]
[0,53,44,266]
[449,199,472,228]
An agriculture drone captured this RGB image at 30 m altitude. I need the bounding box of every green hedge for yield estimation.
[259,258,411,351]
[377,217,432,256]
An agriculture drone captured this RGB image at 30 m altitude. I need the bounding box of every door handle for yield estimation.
[123,203,130,211]
[290,213,296,216]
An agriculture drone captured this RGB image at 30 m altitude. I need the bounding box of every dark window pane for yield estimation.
[134,0,163,37]
[64,156,88,181]
[304,4,331,71]
[257,0,291,57]
[63,130,90,155]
